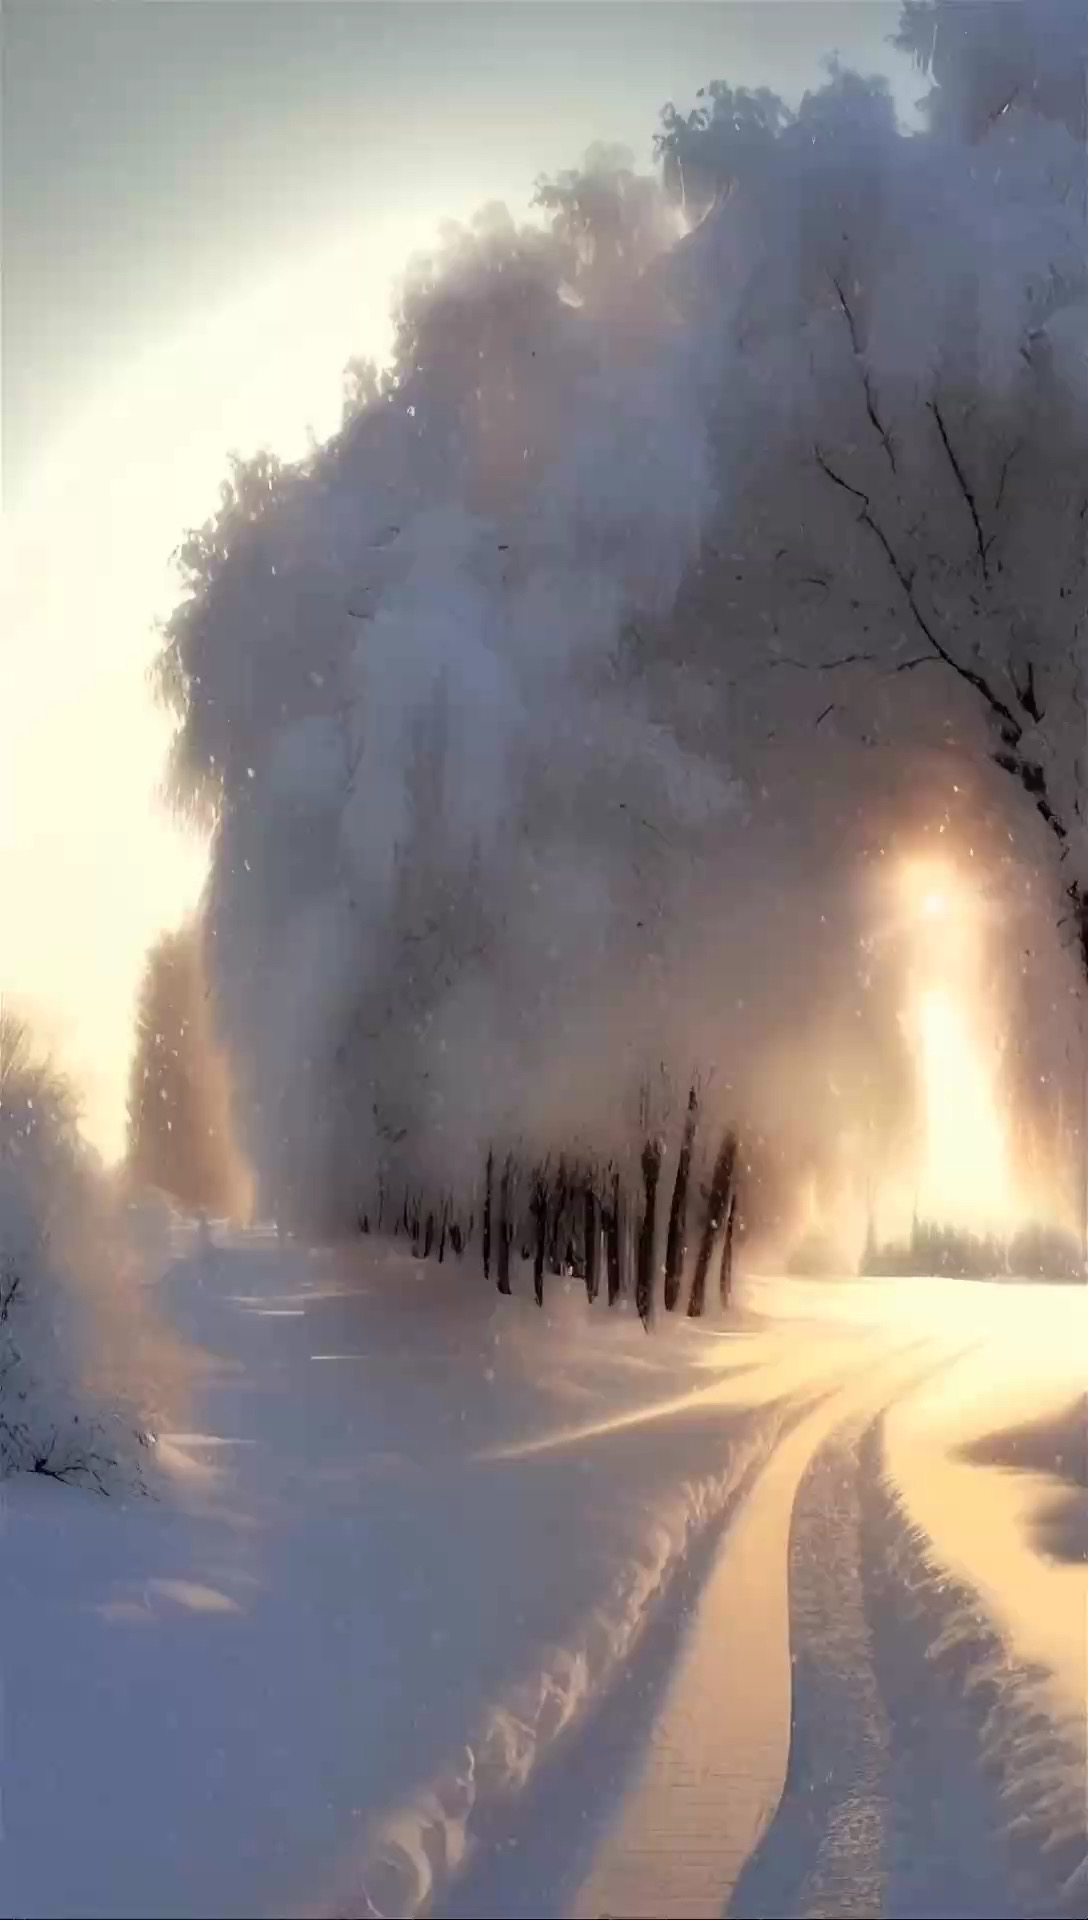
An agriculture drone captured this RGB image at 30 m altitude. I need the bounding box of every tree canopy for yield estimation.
[156,1,1088,1242]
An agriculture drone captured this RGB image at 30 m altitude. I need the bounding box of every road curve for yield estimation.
[568,1345,946,1920]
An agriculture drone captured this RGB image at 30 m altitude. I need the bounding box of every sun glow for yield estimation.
[897,857,1019,1235]
[913,986,1017,1233]
[1,212,448,1161]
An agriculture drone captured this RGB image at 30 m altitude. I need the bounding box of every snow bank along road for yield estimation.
[447,1280,1086,1920]
[1,1230,1084,1920]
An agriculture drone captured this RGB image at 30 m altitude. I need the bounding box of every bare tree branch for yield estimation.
[993,441,1021,516]
[768,649,876,673]
[813,441,1078,869]
[832,276,897,475]
[813,445,1022,745]
[928,399,990,582]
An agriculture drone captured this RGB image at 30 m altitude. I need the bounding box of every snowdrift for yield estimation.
[870,1423,1087,1919]
[0,1228,798,1920]
[325,1410,783,1919]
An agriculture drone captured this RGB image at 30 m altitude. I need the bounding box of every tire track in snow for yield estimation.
[440,1430,789,1920]
[569,1345,941,1920]
[728,1431,889,1920]
[719,1384,1084,1920]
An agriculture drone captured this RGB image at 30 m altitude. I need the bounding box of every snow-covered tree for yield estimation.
[155,4,1087,1254]
[659,18,1088,956]
[157,155,751,1238]
[127,921,246,1218]
[894,0,1087,143]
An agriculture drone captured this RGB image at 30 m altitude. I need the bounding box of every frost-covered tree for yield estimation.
[155,3,1087,1253]
[127,922,244,1217]
[894,0,1088,143]
[158,155,750,1237]
[660,18,1088,958]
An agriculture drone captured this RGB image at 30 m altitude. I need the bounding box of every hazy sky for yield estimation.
[2,1,917,1159]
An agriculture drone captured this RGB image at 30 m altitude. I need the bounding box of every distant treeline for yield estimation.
[355,1090,741,1323]
[861,1218,1084,1282]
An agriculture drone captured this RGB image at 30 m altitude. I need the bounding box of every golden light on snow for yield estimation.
[897,855,1019,1235]
[913,987,1017,1233]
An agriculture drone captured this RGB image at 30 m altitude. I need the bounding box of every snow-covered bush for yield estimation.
[0,1011,151,1492]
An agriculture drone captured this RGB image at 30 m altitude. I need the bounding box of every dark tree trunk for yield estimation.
[664,1087,698,1311]
[497,1154,514,1295]
[450,1221,464,1258]
[530,1170,548,1308]
[570,1222,586,1282]
[482,1152,493,1283]
[718,1190,737,1309]
[423,1211,435,1259]
[688,1132,738,1318]
[636,1137,662,1328]
[603,1170,623,1306]
[548,1160,569,1274]
[583,1184,600,1303]
[437,1200,448,1264]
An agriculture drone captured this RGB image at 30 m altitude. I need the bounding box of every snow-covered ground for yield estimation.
[1,1233,1083,1919]
[732,1275,1087,1920]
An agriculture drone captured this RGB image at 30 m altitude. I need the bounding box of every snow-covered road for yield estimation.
[1,1231,1083,1920]
[449,1287,1086,1920]
[569,1347,949,1920]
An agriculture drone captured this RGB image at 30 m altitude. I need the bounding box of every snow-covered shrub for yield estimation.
[0,1011,151,1493]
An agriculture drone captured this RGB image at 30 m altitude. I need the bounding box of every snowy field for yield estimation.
[1,1228,1084,1920]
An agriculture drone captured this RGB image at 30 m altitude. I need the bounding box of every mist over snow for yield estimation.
[156,2,1088,1244]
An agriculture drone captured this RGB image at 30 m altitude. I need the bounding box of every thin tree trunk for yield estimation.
[583,1183,600,1303]
[688,1131,738,1318]
[437,1199,448,1264]
[496,1154,514,1295]
[423,1211,435,1259]
[604,1169,623,1305]
[718,1190,737,1309]
[482,1152,493,1283]
[531,1170,548,1308]
[636,1137,662,1328]
[664,1087,698,1311]
[548,1160,569,1273]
